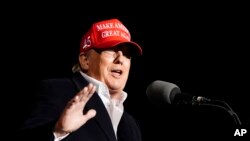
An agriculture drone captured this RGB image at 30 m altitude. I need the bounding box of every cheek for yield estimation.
[124,60,131,69]
[90,60,109,75]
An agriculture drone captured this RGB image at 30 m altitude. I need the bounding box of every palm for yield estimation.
[55,83,96,134]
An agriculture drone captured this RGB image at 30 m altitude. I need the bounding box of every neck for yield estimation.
[109,89,122,100]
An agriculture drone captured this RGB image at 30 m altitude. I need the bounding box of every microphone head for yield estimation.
[146,80,181,105]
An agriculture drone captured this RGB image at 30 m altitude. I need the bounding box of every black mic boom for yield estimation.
[146,80,242,125]
[146,80,207,105]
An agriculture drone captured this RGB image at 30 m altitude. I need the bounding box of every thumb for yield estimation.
[84,109,96,120]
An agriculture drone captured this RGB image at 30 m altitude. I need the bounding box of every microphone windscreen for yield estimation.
[146,80,181,105]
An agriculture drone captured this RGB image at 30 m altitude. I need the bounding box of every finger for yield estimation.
[79,83,96,102]
[76,85,90,102]
[83,109,96,120]
[67,84,90,107]
[87,84,96,98]
[67,94,80,106]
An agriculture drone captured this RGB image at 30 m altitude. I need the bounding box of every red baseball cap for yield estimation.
[80,18,142,56]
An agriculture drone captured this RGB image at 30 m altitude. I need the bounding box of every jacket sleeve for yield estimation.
[16,79,75,141]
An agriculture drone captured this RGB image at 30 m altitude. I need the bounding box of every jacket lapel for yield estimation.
[71,72,117,141]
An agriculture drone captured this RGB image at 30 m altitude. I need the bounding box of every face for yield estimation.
[79,45,132,95]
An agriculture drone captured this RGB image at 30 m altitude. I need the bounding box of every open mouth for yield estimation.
[111,69,123,77]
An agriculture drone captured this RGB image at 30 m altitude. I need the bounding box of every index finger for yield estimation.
[78,83,96,102]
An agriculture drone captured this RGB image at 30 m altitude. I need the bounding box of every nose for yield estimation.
[114,51,124,65]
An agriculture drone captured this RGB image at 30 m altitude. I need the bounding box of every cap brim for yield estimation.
[123,41,143,56]
[96,41,142,56]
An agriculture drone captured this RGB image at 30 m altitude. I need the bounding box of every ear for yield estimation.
[79,53,89,71]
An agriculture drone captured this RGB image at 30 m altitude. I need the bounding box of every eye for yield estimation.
[116,46,132,59]
[120,49,131,59]
[94,46,132,59]
[103,50,117,57]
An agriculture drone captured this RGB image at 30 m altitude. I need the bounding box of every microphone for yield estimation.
[146,80,210,106]
[146,80,242,125]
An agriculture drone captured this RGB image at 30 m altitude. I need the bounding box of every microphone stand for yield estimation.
[192,96,242,126]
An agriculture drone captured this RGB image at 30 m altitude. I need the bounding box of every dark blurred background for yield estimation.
[4,2,249,140]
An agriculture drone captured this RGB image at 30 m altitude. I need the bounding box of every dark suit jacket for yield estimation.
[18,72,142,141]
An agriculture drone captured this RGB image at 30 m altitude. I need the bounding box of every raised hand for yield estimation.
[54,83,96,137]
